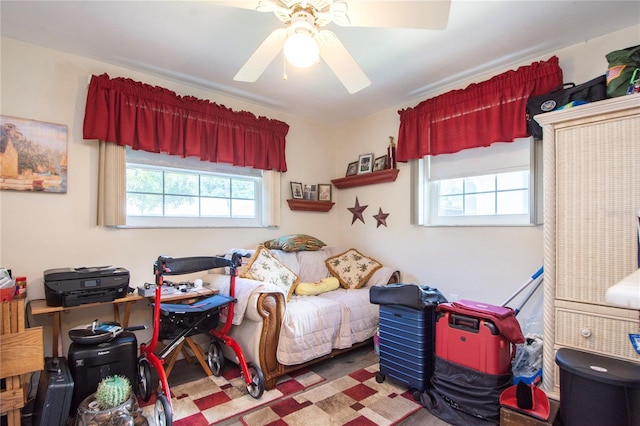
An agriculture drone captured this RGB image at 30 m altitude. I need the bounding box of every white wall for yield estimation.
[332,25,640,315]
[0,37,337,354]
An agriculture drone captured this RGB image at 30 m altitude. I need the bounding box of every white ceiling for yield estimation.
[1,1,639,127]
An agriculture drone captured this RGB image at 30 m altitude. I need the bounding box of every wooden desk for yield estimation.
[30,293,144,357]
[29,287,218,357]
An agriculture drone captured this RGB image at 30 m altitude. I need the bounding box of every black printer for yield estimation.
[44,266,130,307]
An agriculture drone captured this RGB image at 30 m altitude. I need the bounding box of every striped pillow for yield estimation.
[263,234,326,252]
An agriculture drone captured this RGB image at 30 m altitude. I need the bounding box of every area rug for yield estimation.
[239,363,422,426]
[140,365,325,425]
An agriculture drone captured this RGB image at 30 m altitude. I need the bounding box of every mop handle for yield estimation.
[514,277,544,316]
[501,266,544,307]
[531,267,544,280]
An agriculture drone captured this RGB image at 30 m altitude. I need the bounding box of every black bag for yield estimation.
[526,75,607,139]
[369,283,447,310]
[420,356,513,426]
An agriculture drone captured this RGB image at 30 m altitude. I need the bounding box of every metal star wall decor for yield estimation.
[348,197,368,224]
[374,208,389,228]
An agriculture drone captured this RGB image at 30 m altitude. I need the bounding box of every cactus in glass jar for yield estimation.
[94,375,131,410]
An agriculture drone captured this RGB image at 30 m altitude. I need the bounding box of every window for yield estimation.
[414,138,542,226]
[125,147,274,228]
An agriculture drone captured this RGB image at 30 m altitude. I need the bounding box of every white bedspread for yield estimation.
[317,288,379,343]
[208,274,267,325]
[276,294,351,365]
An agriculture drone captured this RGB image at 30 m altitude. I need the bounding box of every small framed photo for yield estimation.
[346,161,358,176]
[373,155,388,172]
[358,153,374,174]
[318,184,332,202]
[291,182,303,199]
[303,184,318,200]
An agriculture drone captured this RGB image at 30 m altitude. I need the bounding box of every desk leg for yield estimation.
[112,301,136,328]
[52,311,61,358]
[164,340,185,378]
[113,304,121,326]
[185,337,213,377]
[181,346,193,364]
[123,301,135,328]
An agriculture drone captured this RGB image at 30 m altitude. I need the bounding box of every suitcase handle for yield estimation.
[448,313,501,336]
[449,313,480,331]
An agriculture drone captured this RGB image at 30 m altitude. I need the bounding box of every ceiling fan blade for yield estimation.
[208,1,263,11]
[234,28,287,82]
[319,31,371,94]
[342,0,451,30]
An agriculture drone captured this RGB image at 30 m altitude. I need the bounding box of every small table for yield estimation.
[30,293,144,357]
[151,286,218,303]
[30,287,218,357]
[148,287,221,378]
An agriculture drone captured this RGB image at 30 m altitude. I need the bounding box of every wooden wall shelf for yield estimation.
[331,168,399,189]
[286,199,335,212]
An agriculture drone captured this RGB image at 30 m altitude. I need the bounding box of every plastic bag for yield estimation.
[512,335,543,383]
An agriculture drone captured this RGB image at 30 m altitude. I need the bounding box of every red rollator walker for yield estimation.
[137,253,265,426]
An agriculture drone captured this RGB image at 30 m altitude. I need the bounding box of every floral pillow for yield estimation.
[241,246,299,301]
[262,234,326,252]
[325,249,382,289]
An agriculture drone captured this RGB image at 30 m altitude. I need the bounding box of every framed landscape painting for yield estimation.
[0,115,68,193]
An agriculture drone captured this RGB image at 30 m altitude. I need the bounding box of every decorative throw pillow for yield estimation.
[325,249,383,289]
[262,234,326,252]
[241,246,299,301]
[294,277,340,296]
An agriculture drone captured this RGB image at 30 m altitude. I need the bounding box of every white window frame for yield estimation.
[124,147,279,228]
[413,138,543,227]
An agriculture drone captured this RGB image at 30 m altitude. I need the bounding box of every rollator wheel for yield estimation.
[246,362,265,399]
[207,341,225,376]
[154,392,173,426]
[137,358,152,402]
[375,373,385,383]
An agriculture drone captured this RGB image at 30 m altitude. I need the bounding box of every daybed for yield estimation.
[208,243,400,390]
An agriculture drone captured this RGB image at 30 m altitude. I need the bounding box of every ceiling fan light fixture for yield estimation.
[283,30,319,68]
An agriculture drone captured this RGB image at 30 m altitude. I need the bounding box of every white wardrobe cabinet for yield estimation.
[536,95,640,397]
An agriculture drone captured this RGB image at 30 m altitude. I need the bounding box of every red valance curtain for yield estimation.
[397,56,563,160]
[83,73,289,172]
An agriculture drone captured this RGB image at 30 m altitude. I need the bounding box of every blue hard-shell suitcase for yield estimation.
[375,304,436,393]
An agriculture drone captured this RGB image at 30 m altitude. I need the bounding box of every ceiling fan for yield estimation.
[212,1,451,94]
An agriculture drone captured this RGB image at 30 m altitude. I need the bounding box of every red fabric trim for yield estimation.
[397,56,563,160]
[83,74,289,172]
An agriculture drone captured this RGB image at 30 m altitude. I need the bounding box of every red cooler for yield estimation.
[435,300,523,375]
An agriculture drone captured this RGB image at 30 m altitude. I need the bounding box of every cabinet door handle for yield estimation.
[581,328,592,338]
